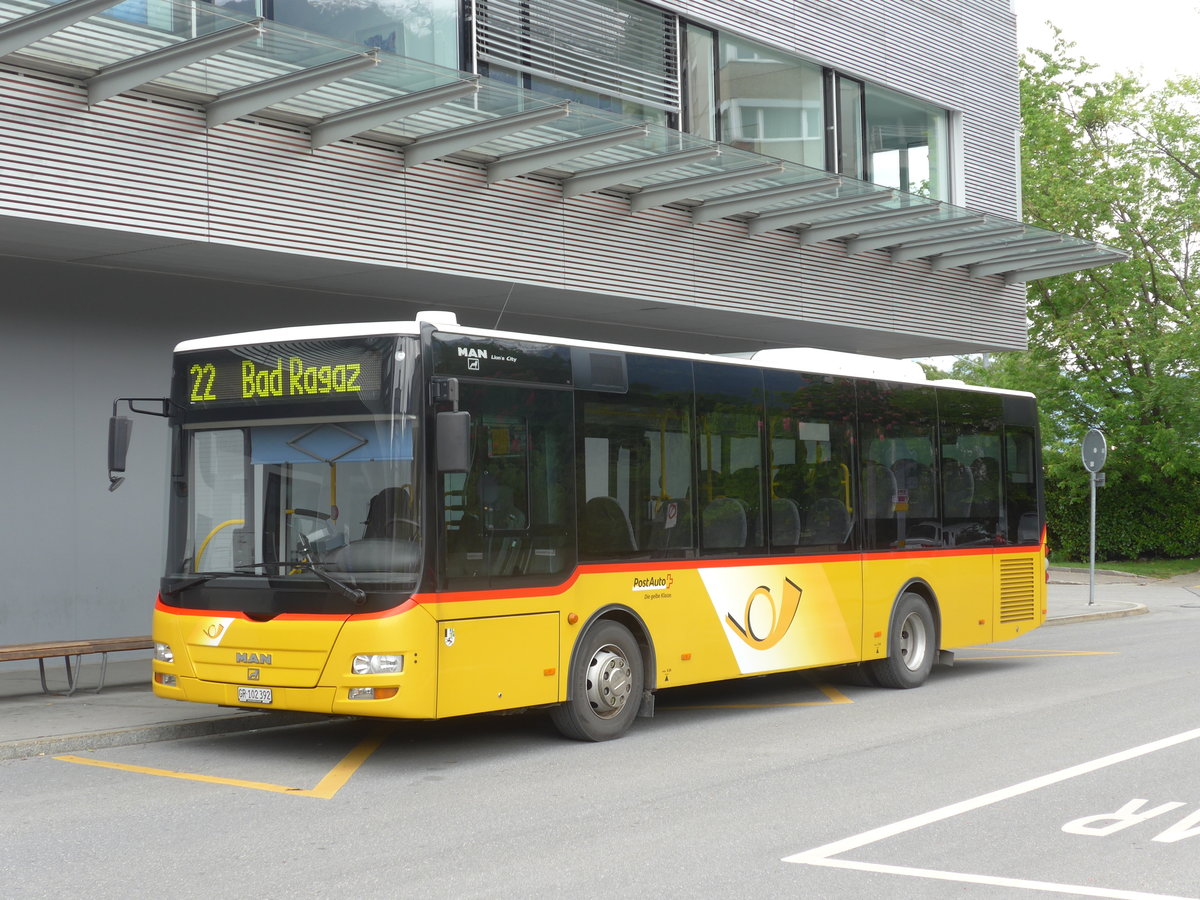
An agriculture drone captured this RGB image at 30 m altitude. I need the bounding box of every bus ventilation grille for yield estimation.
[999,556,1038,623]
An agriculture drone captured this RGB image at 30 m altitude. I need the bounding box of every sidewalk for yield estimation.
[3,570,1196,760]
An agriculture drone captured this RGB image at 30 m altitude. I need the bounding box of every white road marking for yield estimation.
[802,858,1197,900]
[784,725,1200,899]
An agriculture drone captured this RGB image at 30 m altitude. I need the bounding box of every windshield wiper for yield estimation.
[163,574,220,596]
[234,561,367,605]
[164,569,266,596]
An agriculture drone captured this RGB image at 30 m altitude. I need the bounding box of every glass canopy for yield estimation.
[0,0,1126,283]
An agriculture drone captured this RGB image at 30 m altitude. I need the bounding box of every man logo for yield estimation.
[725,578,802,650]
[247,668,260,681]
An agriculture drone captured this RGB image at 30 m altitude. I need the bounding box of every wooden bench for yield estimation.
[0,636,154,696]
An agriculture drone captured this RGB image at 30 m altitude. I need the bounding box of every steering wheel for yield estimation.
[388,518,422,540]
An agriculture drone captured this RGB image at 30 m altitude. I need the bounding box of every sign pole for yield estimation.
[1081,429,1108,607]
[1088,469,1097,607]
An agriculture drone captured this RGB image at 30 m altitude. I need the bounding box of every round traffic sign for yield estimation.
[1082,428,1107,473]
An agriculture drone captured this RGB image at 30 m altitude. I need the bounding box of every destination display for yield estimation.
[177,341,387,407]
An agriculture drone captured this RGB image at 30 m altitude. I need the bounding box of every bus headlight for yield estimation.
[155,642,174,663]
[352,654,403,675]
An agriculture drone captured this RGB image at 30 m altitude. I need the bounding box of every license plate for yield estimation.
[237,686,273,705]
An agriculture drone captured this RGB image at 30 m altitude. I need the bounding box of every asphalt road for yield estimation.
[3,599,1198,899]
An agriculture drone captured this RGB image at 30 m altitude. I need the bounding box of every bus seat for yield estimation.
[362,486,416,539]
[942,459,974,518]
[970,456,1000,518]
[702,497,747,550]
[806,497,851,545]
[580,496,637,559]
[861,460,897,519]
[1017,512,1040,543]
[770,497,802,547]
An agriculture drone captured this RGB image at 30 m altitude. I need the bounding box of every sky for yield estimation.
[1013,0,1200,86]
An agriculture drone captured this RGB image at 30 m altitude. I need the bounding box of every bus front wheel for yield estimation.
[551,620,644,741]
[869,592,934,689]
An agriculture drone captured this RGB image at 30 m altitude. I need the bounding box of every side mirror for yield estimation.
[107,416,132,491]
[436,411,471,473]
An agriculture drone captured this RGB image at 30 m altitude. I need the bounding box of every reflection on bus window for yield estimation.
[939,389,1003,546]
[578,354,694,561]
[696,362,765,555]
[765,370,856,552]
[858,382,939,550]
[443,384,575,584]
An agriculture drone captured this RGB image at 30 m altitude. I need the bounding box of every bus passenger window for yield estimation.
[1005,427,1040,544]
[858,381,939,550]
[764,370,856,552]
[695,362,765,556]
[578,354,694,561]
[442,384,574,584]
[938,389,1003,546]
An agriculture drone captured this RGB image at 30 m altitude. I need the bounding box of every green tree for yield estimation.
[947,32,1200,559]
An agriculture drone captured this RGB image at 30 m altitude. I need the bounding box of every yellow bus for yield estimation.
[114,311,1046,740]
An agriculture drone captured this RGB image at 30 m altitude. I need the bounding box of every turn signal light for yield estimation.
[348,687,398,700]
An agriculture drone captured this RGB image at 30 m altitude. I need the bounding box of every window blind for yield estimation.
[474,0,681,113]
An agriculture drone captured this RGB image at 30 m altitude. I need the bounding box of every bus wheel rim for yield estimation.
[899,611,928,672]
[585,645,632,719]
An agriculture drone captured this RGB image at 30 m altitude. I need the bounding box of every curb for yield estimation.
[1045,603,1148,627]
[0,710,327,761]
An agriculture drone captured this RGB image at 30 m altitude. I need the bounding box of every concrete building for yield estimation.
[0,0,1120,650]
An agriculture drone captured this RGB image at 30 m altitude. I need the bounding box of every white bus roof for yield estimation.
[175,311,1028,397]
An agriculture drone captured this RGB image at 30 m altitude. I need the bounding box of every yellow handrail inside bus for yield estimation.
[194,519,244,572]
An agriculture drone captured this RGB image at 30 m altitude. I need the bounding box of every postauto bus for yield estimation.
[109,311,1046,740]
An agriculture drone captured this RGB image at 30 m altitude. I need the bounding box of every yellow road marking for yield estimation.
[56,725,394,799]
[955,647,1116,661]
[666,680,852,710]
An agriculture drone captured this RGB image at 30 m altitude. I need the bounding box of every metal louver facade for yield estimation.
[473,0,681,112]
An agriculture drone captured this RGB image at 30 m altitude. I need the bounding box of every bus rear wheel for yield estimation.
[551,620,644,741]
[869,592,935,689]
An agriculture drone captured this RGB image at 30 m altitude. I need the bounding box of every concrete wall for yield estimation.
[0,257,415,655]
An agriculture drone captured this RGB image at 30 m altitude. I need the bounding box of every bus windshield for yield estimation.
[163,334,422,610]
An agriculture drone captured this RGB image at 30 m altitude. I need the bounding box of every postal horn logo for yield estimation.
[725,578,802,650]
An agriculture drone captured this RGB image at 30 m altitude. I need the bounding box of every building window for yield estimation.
[830,73,866,181]
[716,34,825,168]
[272,0,460,67]
[863,83,949,201]
[684,23,716,141]
[194,0,459,68]
[472,0,680,125]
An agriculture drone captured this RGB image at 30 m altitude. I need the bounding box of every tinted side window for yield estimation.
[764,369,857,552]
[695,363,766,555]
[1003,395,1042,544]
[578,355,695,560]
[858,382,939,550]
[938,389,1004,546]
[442,383,575,587]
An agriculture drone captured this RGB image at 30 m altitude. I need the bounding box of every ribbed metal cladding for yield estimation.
[0,62,1027,351]
[999,556,1038,623]
[475,0,681,112]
